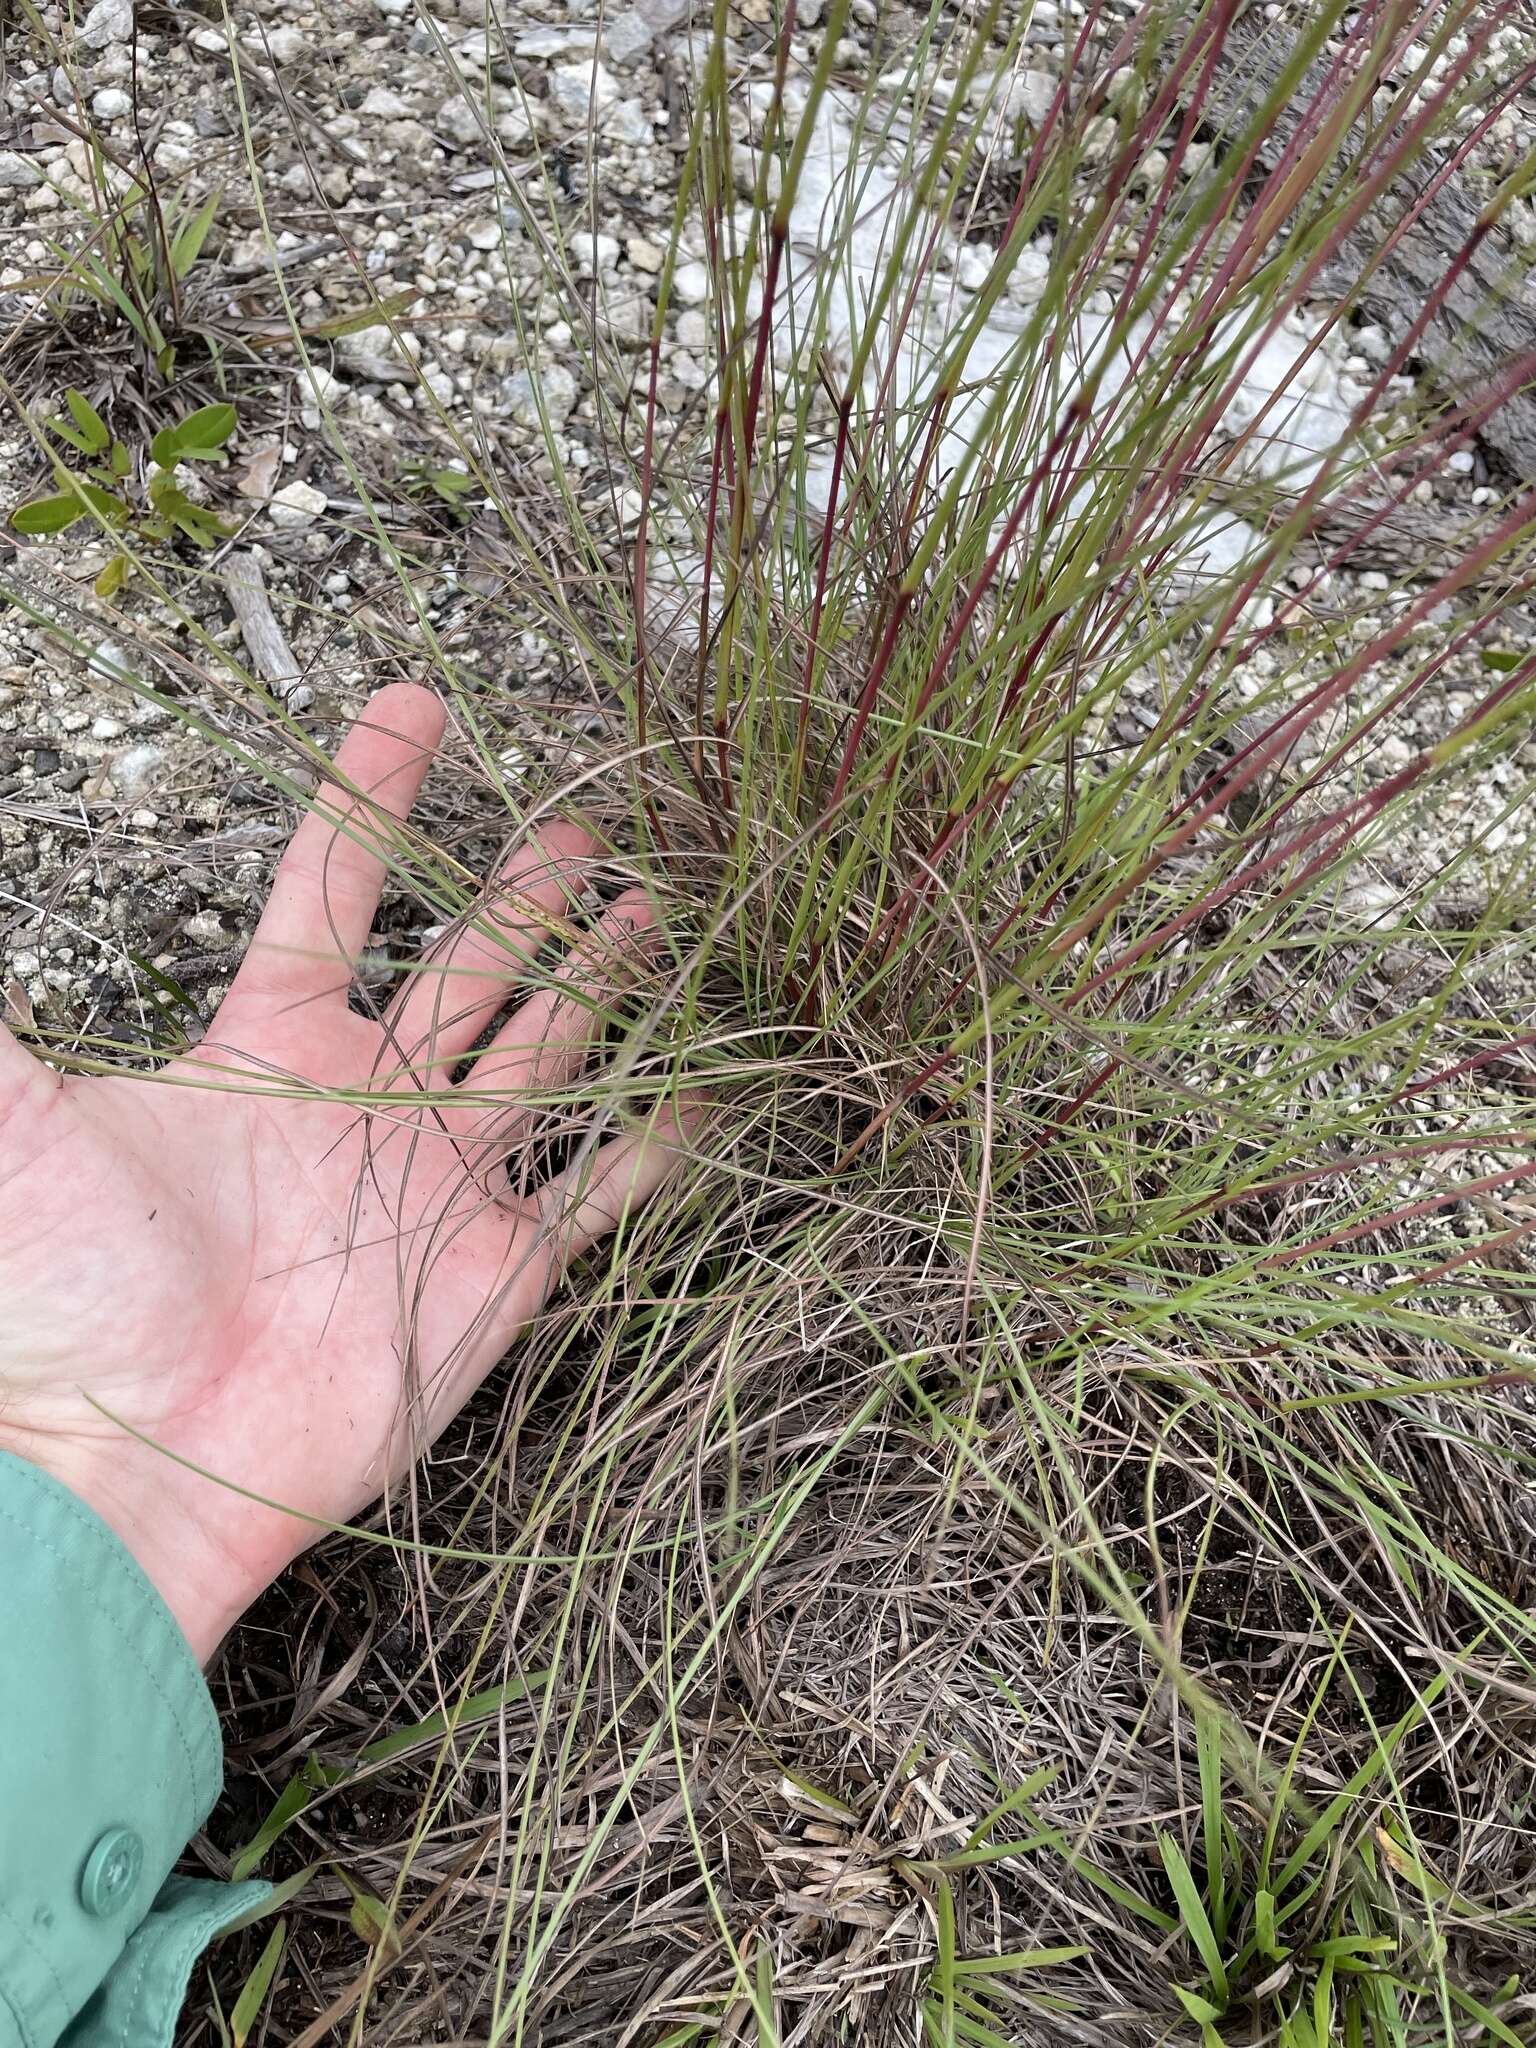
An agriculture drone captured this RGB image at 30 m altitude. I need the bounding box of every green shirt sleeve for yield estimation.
[0,1451,269,2048]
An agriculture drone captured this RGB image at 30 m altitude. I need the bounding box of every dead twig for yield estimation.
[221,549,311,706]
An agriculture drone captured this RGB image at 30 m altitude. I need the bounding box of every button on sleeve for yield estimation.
[0,1451,264,2048]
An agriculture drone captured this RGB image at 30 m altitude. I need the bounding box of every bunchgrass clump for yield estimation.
[6,0,226,382]
[10,0,1536,2041]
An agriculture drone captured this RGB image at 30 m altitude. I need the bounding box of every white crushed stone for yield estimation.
[108,744,168,803]
[268,479,329,528]
[771,98,1361,595]
[359,85,412,119]
[549,59,623,125]
[504,363,578,430]
[77,0,133,51]
[570,230,620,275]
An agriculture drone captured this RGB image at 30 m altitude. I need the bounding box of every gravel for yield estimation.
[76,0,134,51]
[504,363,578,430]
[267,479,329,528]
[105,744,170,804]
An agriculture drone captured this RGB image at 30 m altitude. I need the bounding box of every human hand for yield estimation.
[0,685,688,1662]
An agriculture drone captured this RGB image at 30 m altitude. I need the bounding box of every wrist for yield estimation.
[0,1422,253,1664]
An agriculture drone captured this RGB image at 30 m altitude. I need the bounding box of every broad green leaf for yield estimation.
[79,479,130,522]
[49,420,101,456]
[146,473,230,546]
[12,494,86,534]
[151,403,237,469]
[94,554,129,599]
[230,1919,285,2048]
[65,389,110,451]
[426,467,476,499]
[38,473,131,527]
[185,402,239,448]
[174,503,231,547]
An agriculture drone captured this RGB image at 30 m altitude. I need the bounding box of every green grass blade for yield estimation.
[229,1918,285,2048]
[1159,1834,1229,2005]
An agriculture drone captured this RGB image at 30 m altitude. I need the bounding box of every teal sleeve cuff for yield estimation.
[0,1451,268,2048]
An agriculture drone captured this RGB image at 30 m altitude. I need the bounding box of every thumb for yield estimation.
[0,1016,53,1116]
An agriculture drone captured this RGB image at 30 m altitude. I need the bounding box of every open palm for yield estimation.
[0,686,685,1660]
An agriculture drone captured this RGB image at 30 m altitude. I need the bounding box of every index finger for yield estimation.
[231,684,447,1007]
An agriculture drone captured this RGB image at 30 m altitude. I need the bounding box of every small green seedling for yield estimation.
[27,176,223,379]
[397,460,480,523]
[11,390,239,597]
